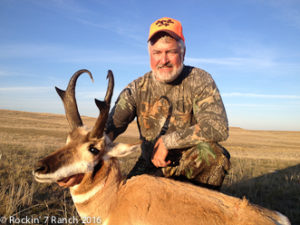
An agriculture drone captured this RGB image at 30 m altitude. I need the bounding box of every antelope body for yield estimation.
[33,70,290,225]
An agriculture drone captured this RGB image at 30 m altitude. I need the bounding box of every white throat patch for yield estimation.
[71,181,105,204]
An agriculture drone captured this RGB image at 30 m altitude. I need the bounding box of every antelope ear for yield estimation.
[105,143,140,158]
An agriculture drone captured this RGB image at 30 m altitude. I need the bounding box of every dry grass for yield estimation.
[0,109,299,224]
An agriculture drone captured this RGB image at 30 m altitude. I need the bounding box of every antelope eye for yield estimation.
[89,145,100,155]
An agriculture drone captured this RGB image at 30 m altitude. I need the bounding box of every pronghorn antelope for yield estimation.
[33,69,290,225]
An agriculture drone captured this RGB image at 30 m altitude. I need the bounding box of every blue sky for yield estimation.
[0,0,299,131]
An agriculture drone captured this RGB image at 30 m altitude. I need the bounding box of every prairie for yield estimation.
[0,109,299,224]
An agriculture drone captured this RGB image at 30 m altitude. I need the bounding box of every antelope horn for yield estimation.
[55,69,94,131]
[90,70,114,138]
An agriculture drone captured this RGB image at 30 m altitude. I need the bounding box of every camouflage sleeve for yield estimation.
[162,76,229,149]
[105,87,136,140]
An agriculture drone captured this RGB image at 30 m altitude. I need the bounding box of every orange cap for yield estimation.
[148,17,185,42]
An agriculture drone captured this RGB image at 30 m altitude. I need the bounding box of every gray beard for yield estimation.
[153,64,184,83]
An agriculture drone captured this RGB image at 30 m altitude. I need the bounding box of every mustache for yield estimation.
[157,63,173,69]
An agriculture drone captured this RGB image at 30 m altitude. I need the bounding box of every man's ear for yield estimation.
[105,143,139,159]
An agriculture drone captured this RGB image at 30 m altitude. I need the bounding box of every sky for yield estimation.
[0,0,299,131]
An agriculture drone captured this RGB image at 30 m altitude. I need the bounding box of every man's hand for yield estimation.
[151,137,171,168]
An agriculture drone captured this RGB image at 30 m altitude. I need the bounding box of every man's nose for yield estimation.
[161,52,169,64]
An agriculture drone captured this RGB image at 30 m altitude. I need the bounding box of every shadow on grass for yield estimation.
[223,164,300,225]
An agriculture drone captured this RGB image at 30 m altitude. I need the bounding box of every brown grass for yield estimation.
[0,109,299,224]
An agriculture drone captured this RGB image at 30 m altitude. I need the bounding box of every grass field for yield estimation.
[0,109,299,224]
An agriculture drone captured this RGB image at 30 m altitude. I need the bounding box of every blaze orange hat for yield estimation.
[148,17,185,42]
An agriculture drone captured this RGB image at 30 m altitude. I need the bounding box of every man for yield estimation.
[105,17,230,190]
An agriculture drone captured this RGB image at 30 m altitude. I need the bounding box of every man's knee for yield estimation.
[163,143,230,188]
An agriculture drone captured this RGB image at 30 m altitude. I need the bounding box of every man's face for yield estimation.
[149,37,184,83]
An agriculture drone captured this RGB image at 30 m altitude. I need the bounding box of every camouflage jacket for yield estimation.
[106,65,228,159]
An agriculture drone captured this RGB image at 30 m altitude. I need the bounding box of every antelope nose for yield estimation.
[34,161,49,174]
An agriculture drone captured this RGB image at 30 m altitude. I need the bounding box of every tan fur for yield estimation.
[68,159,289,225]
[34,128,290,225]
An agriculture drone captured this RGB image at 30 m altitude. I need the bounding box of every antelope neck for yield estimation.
[70,159,121,204]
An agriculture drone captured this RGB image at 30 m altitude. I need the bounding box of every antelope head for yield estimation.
[33,69,134,188]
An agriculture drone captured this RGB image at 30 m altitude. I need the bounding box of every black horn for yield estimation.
[90,70,114,138]
[55,69,94,131]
